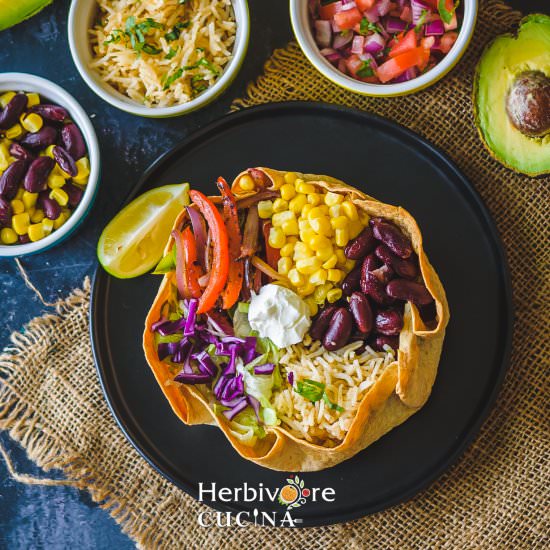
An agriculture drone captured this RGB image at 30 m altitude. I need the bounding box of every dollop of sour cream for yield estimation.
[248,284,311,348]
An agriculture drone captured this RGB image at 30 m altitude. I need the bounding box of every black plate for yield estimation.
[91,102,512,527]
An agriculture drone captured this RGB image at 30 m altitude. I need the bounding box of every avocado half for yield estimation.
[474,14,550,177]
[0,0,52,32]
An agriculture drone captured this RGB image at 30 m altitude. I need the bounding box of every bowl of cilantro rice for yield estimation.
[68,0,249,117]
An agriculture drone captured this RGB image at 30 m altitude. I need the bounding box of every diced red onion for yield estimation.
[363,6,379,23]
[315,20,332,48]
[422,35,436,49]
[338,58,347,73]
[393,66,418,82]
[386,16,407,34]
[253,363,275,375]
[359,52,378,68]
[333,31,353,50]
[340,0,357,10]
[430,36,442,50]
[351,35,365,55]
[377,0,392,17]
[425,18,444,36]
[364,33,385,54]
[411,0,431,25]
[222,397,248,421]
[331,19,342,33]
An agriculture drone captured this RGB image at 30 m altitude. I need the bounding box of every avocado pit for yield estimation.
[505,70,550,137]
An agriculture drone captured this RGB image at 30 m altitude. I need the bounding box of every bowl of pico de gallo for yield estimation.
[290,0,478,96]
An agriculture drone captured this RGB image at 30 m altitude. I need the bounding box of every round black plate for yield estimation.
[91,102,512,527]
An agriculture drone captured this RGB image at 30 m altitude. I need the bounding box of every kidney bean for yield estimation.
[247,168,269,188]
[0,93,28,130]
[19,125,58,149]
[370,217,413,259]
[349,292,373,335]
[375,309,404,336]
[52,146,77,177]
[386,279,433,305]
[63,181,84,208]
[309,305,338,341]
[0,160,28,200]
[375,244,419,280]
[39,193,61,220]
[18,234,31,244]
[9,143,34,162]
[371,264,394,284]
[24,157,54,193]
[0,197,12,227]
[323,307,353,351]
[30,104,68,122]
[362,253,380,273]
[361,271,393,305]
[417,301,437,326]
[344,227,376,260]
[370,335,399,352]
[61,123,86,160]
[341,266,361,296]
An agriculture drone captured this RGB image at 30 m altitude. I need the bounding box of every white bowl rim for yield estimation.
[68,0,250,117]
[0,72,100,257]
[290,0,478,97]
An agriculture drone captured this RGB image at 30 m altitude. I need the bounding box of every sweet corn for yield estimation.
[28,223,45,242]
[280,241,295,257]
[327,288,343,303]
[43,144,56,158]
[268,226,286,249]
[288,268,305,287]
[296,282,316,297]
[47,173,65,189]
[0,142,11,170]
[10,199,24,215]
[272,198,288,213]
[299,228,316,244]
[298,217,310,231]
[296,181,315,194]
[277,257,292,275]
[308,234,331,251]
[325,191,344,206]
[239,174,255,191]
[22,191,38,210]
[310,268,327,286]
[335,227,349,247]
[307,206,325,221]
[302,203,313,218]
[310,216,332,236]
[30,208,45,223]
[21,113,43,133]
[12,212,30,235]
[53,210,70,229]
[73,157,90,184]
[272,210,295,227]
[284,172,298,185]
[341,200,358,220]
[257,200,273,219]
[50,188,69,207]
[0,92,15,107]
[305,298,318,317]
[280,183,296,201]
[42,218,54,235]
[359,211,370,225]
[327,268,343,283]
[313,283,332,304]
[330,216,349,230]
[15,187,24,200]
[0,227,18,244]
[322,254,338,269]
[52,164,72,179]
[296,257,322,275]
[281,218,299,236]
[6,124,23,139]
[26,92,40,107]
[335,249,347,266]
[315,246,334,262]
[329,204,342,218]
[344,259,356,271]
[349,218,364,239]
[293,241,313,260]
[307,192,322,206]
[288,193,307,215]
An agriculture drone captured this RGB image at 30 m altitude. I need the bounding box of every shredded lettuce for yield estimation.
[154,333,182,344]
[229,409,266,446]
[233,309,252,338]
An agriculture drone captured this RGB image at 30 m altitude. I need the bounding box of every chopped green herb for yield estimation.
[142,43,162,55]
[164,47,177,60]
[122,16,164,55]
[196,47,205,52]
[357,59,375,78]
[359,18,382,35]
[104,29,124,45]
[164,21,190,41]
[415,9,429,32]
[438,0,459,24]
[294,379,344,413]
[163,68,183,89]
[322,393,344,412]
[184,57,219,75]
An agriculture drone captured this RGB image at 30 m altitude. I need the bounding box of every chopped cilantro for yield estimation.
[164,21,189,41]
[357,59,375,78]
[414,9,429,32]
[164,47,177,60]
[162,68,183,90]
[359,18,382,35]
[438,0,459,24]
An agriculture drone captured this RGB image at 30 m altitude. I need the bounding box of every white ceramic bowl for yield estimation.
[0,72,100,258]
[68,0,250,117]
[290,0,478,96]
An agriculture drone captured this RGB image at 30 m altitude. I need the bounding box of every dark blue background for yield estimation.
[0,0,544,548]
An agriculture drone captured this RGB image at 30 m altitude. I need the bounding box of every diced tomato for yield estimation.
[399,6,412,22]
[423,0,439,8]
[345,54,364,78]
[376,47,429,83]
[439,31,458,53]
[334,7,363,30]
[389,29,417,58]
[318,1,339,21]
[356,0,376,10]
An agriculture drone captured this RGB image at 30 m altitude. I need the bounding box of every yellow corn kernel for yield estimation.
[344,259,356,271]
[308,234,331,251]
[298,230,315,245]
[329,204,342,218]
[307,192,322,206]
[296,181,315,195]
[296,257,322,275]
[288,193,307,215]
[288,268,304,287]
[10,199,24,215]
[15,187,25,200]
[73,157,90,184]
[348,219,364,239]
[22,191,38,210]
[5,124,23,139]
[293,241,312,261]
[53,210,70,229]
[327,268,344,283]
[315,246,334,262]
[327,288,343,303]
[268,226,286,249]
[296,282,315,297]
[1,227,18,244]
[279,241,294,257]
[28,223,45,242]
[30,208,45,223]
[335,248,347,266]
[21,113,43,133]
[42,144,56,159]
[272,210,295,227]
[26,92,40,107]
[53,164,71,179]
[301,203,313,218]
[307,206,325,221]
[280,182,296,201]
[305,298,318,317]
[12,212,30,235]
[277,256,293,275]
[42,217,54,235]
[272,198,288,213]
[322,254,338,269]
[359,211,370,225]
[330,216,349,230]
[47,173,65,189]
[284,172,298,185]
[257,200,273,219]
[310,216,332,236]
[0,92,15,108]
[50,188,69,207]
[313,283,332,304]
[335,227,349,247]
[239,174,255,191]
[282,218,299,236]
[341,200,359,220]
[310,268,327,286]
[0,142,11,170]
[325,191,344,206]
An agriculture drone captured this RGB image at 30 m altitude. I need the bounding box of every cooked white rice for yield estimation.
[274,335,396,446]
[89,0,236,107]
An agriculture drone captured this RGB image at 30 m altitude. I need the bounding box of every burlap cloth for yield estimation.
[1,0,548,547]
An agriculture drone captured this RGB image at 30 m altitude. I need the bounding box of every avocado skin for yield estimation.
[473,14,550,177]
[0,0,53,32]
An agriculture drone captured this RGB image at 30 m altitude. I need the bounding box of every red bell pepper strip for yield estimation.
[189,189,229,313]
[216,177,243,309]
[182,226,202,299]
[262,221,280,269]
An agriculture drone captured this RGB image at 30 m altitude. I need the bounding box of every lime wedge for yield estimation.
[97,183,189,278]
